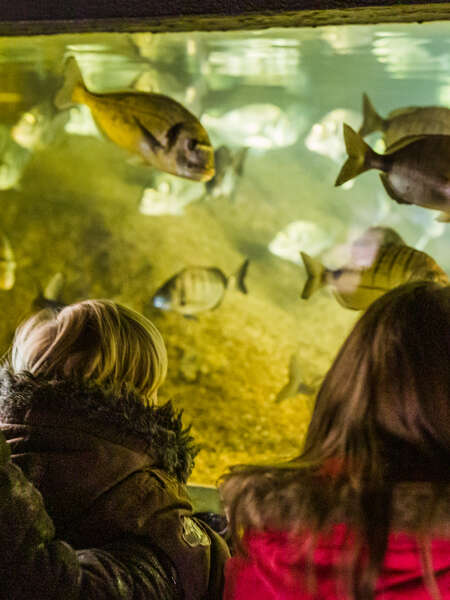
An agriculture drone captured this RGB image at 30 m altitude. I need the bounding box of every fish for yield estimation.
[55,57,215,182]
[0,125,31,190]
[139,173,204,216]
[152,259,250,317]
[201,104,300,149]
[205,145,248,200]
[335,124,450,222]
[275,348,322,404]
[33,272,66,312]
[300,228,449,311]
[11,101,69,151]
[359,93,450,148]
[0,233,16,290]
[305,108,362,163]
[268,220,334,265]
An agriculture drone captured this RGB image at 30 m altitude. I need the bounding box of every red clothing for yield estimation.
[224,526,450,599]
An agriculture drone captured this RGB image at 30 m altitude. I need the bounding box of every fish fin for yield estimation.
[183,314,198,320]
[54,57,84,110]
[300,252,326,299]
[436,212,450,223]
[378,173,411,204]
[358,93,385,137]
[135,118,164,154]
[335,123,375,186]
[384,135,428,154]
[232,258,250,294]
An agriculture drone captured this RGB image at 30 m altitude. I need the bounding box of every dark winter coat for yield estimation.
[0,369,229,600]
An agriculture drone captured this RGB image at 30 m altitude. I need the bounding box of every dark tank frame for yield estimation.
[1,1,450,35]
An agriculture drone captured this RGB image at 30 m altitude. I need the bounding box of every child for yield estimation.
[221,281,450,600]
[0,299,229,599]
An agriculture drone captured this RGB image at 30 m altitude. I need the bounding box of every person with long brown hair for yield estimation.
[0,299,229,599]
[221,281,450,600]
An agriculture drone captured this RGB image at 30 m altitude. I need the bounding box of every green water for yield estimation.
[0,22,448,483]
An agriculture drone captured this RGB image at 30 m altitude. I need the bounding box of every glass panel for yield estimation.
[0,22,448,483]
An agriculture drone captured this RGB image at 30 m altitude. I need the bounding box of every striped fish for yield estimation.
[300,236,448,311]
[152,259,249,317]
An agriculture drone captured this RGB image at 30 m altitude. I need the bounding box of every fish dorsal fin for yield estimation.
[387,106,420,119]
[384,135,428,154]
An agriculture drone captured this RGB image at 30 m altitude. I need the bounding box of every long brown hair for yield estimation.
[221,282,450,599]
[8,299,168,403]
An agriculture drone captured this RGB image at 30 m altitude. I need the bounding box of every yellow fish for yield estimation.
[55,58,214,182]
[300,230,448,311]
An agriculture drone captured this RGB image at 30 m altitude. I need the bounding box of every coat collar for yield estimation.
[0,367,197,483]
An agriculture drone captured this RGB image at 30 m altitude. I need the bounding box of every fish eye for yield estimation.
[186,139,197,151]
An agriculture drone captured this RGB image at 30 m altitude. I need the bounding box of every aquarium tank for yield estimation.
[0,20,449,487]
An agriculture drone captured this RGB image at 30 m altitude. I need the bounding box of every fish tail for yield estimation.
[232,258,250,294]
[54,56,84,109]
[334,123,376,186]
[300,252,326,299]
[358,93,385,137]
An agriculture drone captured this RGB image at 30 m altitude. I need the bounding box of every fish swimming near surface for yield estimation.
[275,347,322,404]
[335,124,450,222]
[152,259,250,317]
[205,145,248,200]
[33,272,66,312]
[359,93,450,148]
[300,227,449,311]
[55,57,215,182]
[0,233,16,290]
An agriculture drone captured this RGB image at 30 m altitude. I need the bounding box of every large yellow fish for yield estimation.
[55,58,215,182]
[300,228,449,311]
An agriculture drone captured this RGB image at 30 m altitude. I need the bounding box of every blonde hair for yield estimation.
[9,299,167,402]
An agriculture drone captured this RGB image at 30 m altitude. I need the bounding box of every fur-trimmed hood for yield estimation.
[0,367,197,483]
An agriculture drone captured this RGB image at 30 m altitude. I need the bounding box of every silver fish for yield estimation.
[335,124,450,222]
[152,259,249,316]
[359,93,450,148]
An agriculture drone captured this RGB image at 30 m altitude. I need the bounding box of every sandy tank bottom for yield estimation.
[0,132,358,484]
